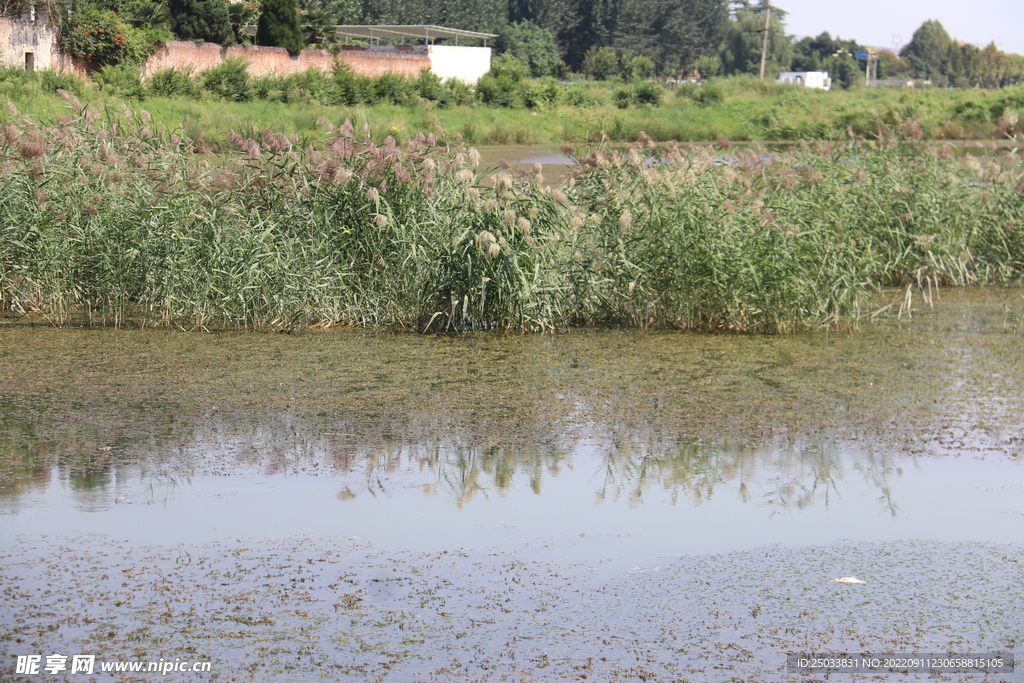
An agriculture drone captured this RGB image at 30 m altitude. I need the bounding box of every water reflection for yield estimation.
[0,406,980,525]
[1,289,1022,547]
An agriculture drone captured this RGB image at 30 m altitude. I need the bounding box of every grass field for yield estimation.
[1,65,1023,148]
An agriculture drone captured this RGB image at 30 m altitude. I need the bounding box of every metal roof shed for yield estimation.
[332,25,497,47]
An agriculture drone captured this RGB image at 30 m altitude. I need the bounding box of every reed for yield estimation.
[1,98,1022,333]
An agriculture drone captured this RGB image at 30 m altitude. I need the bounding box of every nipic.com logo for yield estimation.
[14,654,212,675]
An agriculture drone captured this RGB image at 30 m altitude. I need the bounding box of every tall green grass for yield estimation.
[3,66,1023,147]
[1,97,1022,332]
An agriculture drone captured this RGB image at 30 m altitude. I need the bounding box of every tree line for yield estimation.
[10,0,1023,88]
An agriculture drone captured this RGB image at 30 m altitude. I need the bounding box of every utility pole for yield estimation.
[759,6,770,81]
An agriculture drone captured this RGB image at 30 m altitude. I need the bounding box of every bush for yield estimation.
[489,53,530,82]
[251,68,333,104]
[201,57,251,101]
[415,69,448,105]
[40,69,84,96]
[565,85,598,107]
[694,55,721,79]
[330,62,369,105]
[694,81,723,107]
[444,78,477,106]
[147,67,201,98]
[582,46,618,81]
[614,87,634,109]
[620,54,655,81]
[59,10,163,66]
[94,64,146,101]
[634,81,663,106]
[370,72,412,106]
[523,79,561,108]
[477,74,523,108]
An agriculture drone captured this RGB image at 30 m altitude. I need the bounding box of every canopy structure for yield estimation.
[333,25,497,47]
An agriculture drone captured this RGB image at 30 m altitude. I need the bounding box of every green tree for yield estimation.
[978,42,1007,88]
[360,0,507,34]
[300,8,335,47]
[719,0,791,77]
[613,0,727,75]
[130,1,172,30]
[900,19,951,81]
[1005,54,1024,86]
[619,52,654,80]
[496,20,560,77]
[298,0,361,24]
[257,0,304,56]
[790,32,864,89]
[876,48,911,79]
[168,0,232,43]
[228,2,255,45]
[557,0,619,70]
[581,45,618,79]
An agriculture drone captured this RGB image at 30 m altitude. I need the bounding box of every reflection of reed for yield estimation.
[3,295,1019,519]
[0,397,913,518]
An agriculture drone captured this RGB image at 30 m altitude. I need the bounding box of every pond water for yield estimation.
[1,288,1023,681]
[475,140,1022,180]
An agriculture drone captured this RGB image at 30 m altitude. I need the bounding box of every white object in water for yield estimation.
[834,576,865,584]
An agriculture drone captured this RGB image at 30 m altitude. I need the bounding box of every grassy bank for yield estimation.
[2,66,1024,147]
[1,95,1023,333]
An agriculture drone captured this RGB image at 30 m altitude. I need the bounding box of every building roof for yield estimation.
[333,25,497,45]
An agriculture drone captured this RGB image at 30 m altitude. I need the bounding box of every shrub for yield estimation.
[94,64,146,101]
[476,74,523,108]
[614,86,634,109]
[523,79,561,108]
[634,81,663,106]
[582,46,618,81]
[489,53,530,82]
[40,69,84,95]
[620,54,655,81]
[444,77,477,106]
[415,69,448,105]
[694,55,721,79]
[147,66,200,98]
[614,83,662,109]
[252,68,333,104]
[370,72,412,106]
[330,62,369,105]
[564,85,601,107]
[693,81,723,107]
[59,10,162,66]
[201,57,251,101]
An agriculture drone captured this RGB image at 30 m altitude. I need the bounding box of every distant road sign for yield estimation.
[855,50,870,59]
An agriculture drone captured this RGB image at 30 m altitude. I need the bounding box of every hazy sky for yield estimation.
[778,0,1022,56]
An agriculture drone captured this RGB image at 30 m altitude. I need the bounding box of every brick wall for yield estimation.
[1,23,487,83]
[143,41,430,80]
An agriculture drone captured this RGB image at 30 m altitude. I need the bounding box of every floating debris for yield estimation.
[834,576,866,584]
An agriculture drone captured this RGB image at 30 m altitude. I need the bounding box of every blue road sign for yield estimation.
[855,50,870,59]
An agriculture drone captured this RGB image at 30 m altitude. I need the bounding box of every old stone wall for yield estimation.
[143,41,431,80]
[0,22,489,84]
[0,9,56,71]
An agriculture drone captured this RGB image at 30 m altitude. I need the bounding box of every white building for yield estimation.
[776,71,831,91]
